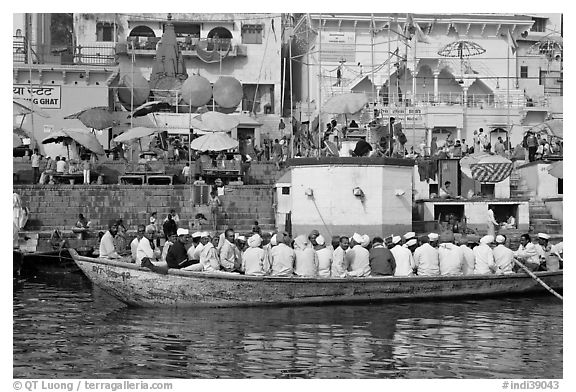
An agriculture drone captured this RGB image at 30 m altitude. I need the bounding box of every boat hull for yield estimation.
[70,249,563,308]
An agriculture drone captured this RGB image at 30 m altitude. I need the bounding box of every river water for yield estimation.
[13,272,563,379]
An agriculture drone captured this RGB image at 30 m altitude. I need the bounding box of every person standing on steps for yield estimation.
[209,190,221,231]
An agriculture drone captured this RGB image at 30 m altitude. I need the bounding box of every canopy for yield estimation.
[114,127,158,143]
[190,132,239,152]
[42,128,105,155]
[129,101,173,118]
[194,111,239,132]
[324,93,368,114]
[528,119,563,139]
[64,107,118,130]
[548,160,562,179]
[469,154,513,183]
[13,99,51,118]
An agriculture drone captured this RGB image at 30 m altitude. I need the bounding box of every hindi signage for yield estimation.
[13,85,62,109]
[378,107,424,123]
[320,31,356,63]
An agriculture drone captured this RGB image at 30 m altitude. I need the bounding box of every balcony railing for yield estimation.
[13,37,116,66]
[126,36,241,57]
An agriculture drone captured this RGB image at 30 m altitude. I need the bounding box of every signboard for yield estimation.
[378,107,424,123]
[320,31,356,63]
[13,85,62,109]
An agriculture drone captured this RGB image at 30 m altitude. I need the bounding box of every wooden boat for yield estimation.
[70,249,563,308]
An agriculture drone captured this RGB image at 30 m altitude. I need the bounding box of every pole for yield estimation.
[507,40,510,151]
[387,17,392,155]
[412,27,417,152]
[513,259,563,300]
[289,28,294,158]
[370,14,375,125]
[317,13,322,155]
[306,14,311,156]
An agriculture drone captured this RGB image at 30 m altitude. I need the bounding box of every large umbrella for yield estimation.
[113,127,158,143]
[194,111,239,132]
[64,107,118,130]
[528,119,563,139]
[180,74,212,107]
[190,131,239,152]
[469,153,513,183]
[438,40,485,81]
[13,134,23,148]
[324,93,369,114]
[548,161,562,179]
[212,76,243,109]
[13,99,50,117]
[42,128,105,156]
[129,101,173,118]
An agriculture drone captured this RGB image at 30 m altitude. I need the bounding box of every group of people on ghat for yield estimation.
[98,217,563,277]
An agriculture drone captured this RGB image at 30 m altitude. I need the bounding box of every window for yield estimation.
[480,184,495,198]
[530,17,547,33]
[520,66,528,79]
[96,22,117,42]
[242,24,263,44]
[282,187,290,195]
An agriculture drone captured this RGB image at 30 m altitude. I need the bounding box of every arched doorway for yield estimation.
[207,27,232,50]
[490,127,508,152]
[129,26,156,37]
[128,26,157,50]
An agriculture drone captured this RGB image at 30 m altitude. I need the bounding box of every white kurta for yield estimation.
[438,243,464,276]
[294,248,319,277]
[316,247,333,277]
[331,247,348,278]
[473,243,496,274]
[242,247,268,276]
[130,237,139,261]
[99,231,119,258]
[270,243,296,277]
[459,245,476,275]
[413,243,440,276]
[136,237,155,266]
[493,244,515,274]
[192,243,205,260]
[161,240,173,262]
[347,245,371,277]
[219,240,239,271]
[199,243,220,272]
[390,245,415,276]
[514,242,540,266]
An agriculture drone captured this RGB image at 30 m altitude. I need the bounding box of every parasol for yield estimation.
[113,127,158,143]
[212,76,243,109]
[117,72,151,110]
[13,134,23,148]
[324,93,369,114]
[547,161,562,179]
[180,74,213,107]
[64,107,118,130]
[438,40,485,81]
[42,128,105,156]
[13,99,51,118]
[129,101,173,118]
[194,111,239,132]
[469,154,513,183]
[190,131,239,152]
[528,119,563,139]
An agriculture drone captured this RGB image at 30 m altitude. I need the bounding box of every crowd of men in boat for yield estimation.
[98,219,563,277]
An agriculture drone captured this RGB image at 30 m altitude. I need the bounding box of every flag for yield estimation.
[507,29,518,54]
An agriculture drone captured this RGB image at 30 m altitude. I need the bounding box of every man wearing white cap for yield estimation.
[315,235,333,277]
[219,228,241,272]
[473,235,496,274]
[493,234,515,274]
[369,237,396,276]
[191,232,209,261]
[185,232,220,272]
[164,228,191,270]
[514,234,540,271]
[413,233,440,276]
[438,232,464,276]
[331,236,350,278]
[391,235,415,276]
[535,233,550,265]
[403,232,416,244]
[242,234,269,276]
[405,238,418,254]
[347,233,371,277]
[293,235,319,277]
[270,232,296,277]
[458,236,477,275]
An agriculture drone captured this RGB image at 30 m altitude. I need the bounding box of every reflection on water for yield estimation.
[13,273,563,379]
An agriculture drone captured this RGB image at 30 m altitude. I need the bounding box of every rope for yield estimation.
[311,197,332,239]
[513,259,563,301]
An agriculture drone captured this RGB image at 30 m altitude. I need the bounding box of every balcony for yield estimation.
[126,36,246,58]
[13,37,116,66]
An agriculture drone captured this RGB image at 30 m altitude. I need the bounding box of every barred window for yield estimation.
[242,24,263,44]
[96,22,117,42]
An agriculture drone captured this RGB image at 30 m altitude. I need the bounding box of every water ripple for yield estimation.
[13,273,563,379]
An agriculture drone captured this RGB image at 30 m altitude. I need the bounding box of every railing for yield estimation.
[127,36,233,53]
[13,38,116,66]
